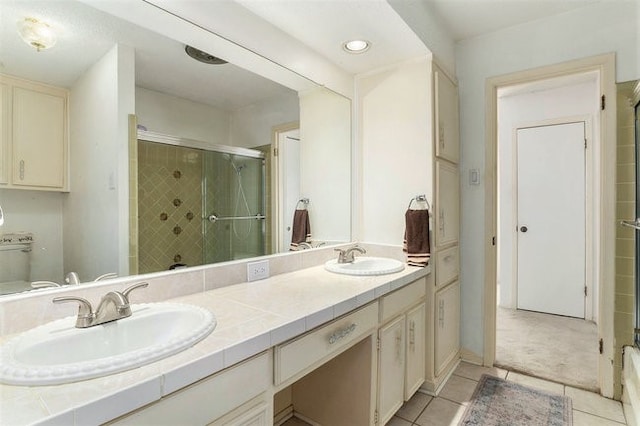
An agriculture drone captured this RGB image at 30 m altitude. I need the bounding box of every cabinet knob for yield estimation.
[520,226,528,233]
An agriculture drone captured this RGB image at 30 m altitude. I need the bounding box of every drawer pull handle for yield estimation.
[19,160,25,180]
[328,323,357,345]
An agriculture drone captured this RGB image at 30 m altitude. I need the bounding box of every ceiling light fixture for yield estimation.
[342,39,370,54]
[17,18,57,52]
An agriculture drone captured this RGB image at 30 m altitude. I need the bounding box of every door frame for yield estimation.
[510,117,593,319]
[484,53,616,397]
[271,121,300,253]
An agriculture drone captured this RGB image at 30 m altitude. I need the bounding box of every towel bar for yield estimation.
[620,219,640,230]
[407,194,430,210]
[208,214,266,223]
[296,198,310,209]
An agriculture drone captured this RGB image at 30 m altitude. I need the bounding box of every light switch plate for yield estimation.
[469,168,480,185]
[247,260,269,282]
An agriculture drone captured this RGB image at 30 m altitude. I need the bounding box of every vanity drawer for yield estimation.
[435,246,459,287]
[274,301,378,386]
[379,278,426,323]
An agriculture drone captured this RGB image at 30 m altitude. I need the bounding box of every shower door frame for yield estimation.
[135,129,266,266]
[137,130,266,160]
[634,90,640,348]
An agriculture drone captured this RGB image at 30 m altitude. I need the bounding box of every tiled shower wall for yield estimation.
[137,141,204,274]
[614,80,638,399]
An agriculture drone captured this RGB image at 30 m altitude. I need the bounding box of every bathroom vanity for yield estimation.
[0,253,442,426]
[108,271,429,426]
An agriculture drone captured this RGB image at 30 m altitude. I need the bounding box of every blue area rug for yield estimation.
[460,375,573,425]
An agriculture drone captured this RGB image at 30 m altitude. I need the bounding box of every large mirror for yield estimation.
[0,0,351,295]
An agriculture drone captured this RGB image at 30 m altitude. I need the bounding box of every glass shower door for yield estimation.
[203,151,266,263]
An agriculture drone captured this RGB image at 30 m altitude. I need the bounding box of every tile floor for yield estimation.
[387,362,628,426]
[282,362,628,425]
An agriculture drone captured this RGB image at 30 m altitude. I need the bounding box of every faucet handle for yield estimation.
[122,282,149,303]
[53,296,95,327]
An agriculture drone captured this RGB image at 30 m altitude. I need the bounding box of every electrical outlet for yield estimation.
[247,260,269,282]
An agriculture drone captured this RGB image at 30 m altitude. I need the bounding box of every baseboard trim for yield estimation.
[460,348,483,366]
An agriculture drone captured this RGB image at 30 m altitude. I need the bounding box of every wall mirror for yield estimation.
[0,0,352,296]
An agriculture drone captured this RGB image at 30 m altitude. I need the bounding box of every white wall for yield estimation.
[0,189,64,283]
[357,57,433,246]
[230,95,299,149]
[65,44,135,282]
[299,88,351,243]
[136,87,231,145]
[497,78,599,313]
[455,1,639,357]
[136,87,299,150]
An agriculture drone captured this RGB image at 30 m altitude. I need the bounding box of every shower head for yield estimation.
[222,153,244,174]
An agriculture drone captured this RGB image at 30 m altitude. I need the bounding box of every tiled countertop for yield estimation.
[0,263,429,426]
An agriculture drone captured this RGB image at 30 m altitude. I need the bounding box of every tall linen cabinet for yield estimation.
[424,62,461,394]
[357,56,461,398]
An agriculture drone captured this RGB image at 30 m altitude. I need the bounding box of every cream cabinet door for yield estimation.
[209,397,271,426]
[435,160,460,248]
[12,86,66,188]
[404,303,426,400]
[435,281,460,377]
[0,83,8,184]
[377,316,406,426]
[434,68,459,163]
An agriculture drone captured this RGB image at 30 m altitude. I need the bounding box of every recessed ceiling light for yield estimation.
[342,39,370,54]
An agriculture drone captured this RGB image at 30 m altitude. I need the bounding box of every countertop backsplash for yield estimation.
[0,242,406,336]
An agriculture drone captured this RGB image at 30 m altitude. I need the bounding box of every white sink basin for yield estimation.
[324,257,405,276]
[0,303,216,386]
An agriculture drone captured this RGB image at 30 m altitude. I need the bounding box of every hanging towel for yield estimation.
[403,209,431,267]
[290,209,311,251]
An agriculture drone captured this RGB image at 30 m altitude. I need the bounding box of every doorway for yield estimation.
[484,54,617,396]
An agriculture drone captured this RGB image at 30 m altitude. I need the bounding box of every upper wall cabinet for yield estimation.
[0,74,68,191]
[434,65,459,164]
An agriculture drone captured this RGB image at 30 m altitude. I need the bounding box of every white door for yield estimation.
[277,129,300,251]
[516,122,586,318]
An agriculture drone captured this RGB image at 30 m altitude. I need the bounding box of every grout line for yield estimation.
[572,408,627,425]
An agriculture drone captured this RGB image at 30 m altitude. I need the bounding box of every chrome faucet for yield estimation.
[53,282,149,328]
[334,245,367,264]
[65,272,80,285]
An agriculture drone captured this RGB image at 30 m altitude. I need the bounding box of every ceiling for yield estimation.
[424,0,602,42]
[0,0,604,110]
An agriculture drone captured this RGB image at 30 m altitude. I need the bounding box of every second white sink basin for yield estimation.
[0,303,216,386]
[325,257,405,276]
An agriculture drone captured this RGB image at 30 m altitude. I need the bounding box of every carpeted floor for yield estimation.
[460,374,573,425]
[495,307,598,391]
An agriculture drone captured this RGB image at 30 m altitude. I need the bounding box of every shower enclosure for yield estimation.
[136,133,266,274]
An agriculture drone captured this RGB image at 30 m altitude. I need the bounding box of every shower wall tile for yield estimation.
[138,141,203,274]
[613,80,637,399]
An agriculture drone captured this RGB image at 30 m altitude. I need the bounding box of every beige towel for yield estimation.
[403,209,431,267]
[290,209,311,251]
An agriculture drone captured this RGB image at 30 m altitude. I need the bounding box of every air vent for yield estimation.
[185,45,227,65]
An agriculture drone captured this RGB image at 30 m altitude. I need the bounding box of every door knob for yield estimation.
[520,226,528,232]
